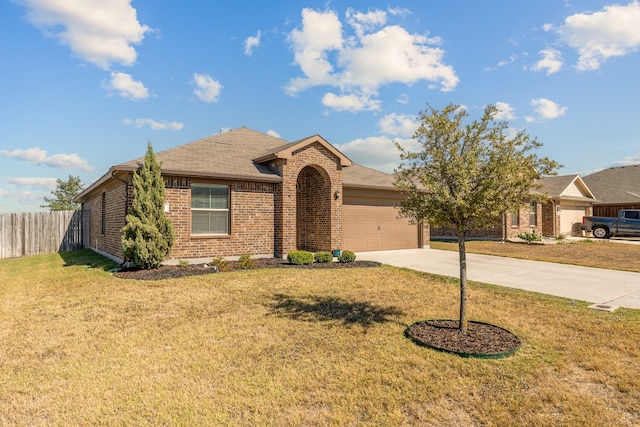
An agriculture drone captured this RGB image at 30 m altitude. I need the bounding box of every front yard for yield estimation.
[1,249,639,426]
[431,239,640,273]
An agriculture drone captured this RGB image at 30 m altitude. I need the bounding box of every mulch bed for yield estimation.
[113,258,382,281]
[405,320,521,358]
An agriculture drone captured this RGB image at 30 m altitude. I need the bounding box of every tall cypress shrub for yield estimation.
[122,142,175,269]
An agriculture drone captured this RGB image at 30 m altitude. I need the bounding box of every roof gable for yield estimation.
[253,134,352,167]
[537,174,596,201]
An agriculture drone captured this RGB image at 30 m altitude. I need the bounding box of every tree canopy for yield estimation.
[41,175,84,211]
[121,142,175,269]
[394,103,560,333]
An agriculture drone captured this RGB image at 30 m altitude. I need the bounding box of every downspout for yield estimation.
[552,200,557,237]
[111,171,130,220]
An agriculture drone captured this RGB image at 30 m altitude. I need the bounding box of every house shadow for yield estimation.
[267,293,404,329]
[58,248,119,272]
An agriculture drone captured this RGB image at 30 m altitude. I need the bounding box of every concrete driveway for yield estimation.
[356,248,640,310]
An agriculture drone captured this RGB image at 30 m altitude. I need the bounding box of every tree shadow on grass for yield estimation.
[267,293,404,329]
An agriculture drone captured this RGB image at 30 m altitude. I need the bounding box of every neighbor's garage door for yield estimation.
[342,192,419,252]
[560,206,586,235]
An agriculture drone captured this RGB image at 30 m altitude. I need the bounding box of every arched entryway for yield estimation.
[296,165,332,252]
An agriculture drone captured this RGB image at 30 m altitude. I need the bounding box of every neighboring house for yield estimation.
[431,174,597,240]
[75,127,428,263]
[583,164,640,217]
[536,174,596,237]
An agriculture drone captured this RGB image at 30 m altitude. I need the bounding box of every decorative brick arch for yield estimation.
[296,165,332,251]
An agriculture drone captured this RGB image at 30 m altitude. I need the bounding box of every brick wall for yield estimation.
[83,179,128,260]
[430,202,544,240]
[164,178,276,259]
[272,142,343,256]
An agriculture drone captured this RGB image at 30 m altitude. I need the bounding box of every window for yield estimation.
[623,210,639,219]
[529,202,537,226]
[510,212,519,227]
[191,184,229,235]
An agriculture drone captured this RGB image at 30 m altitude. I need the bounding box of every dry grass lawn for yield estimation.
[1,249,639,426]
[431,239,640,272]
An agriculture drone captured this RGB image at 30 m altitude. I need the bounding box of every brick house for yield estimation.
[75,127,428,263]
[430,174,596,240]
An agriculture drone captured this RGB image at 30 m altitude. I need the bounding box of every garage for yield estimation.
[342,190,421,252]
[560,206,587,235]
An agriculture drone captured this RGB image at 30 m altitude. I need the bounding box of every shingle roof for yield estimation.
[117,127,286,182]
[77,127,398,201]
[535,174,596,202]
[583,164,640,204]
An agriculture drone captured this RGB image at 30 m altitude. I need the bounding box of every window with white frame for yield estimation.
[529,202,537,226]
[510,212,519,227]
[191,184,229,235]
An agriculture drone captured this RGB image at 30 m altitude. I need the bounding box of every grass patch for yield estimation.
[431,240,640,273]
[1,250,639,425]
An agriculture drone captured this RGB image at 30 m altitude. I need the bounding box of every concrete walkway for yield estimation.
[356,248,640,310]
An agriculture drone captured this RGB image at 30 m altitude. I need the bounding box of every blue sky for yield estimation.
[1,0,639,213]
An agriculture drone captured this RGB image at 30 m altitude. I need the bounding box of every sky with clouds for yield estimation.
[1,0,640,212]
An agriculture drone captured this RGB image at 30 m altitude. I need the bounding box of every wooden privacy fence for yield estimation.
[0,210,83,259]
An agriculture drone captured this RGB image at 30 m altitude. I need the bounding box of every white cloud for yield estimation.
[531,49,563,75]
[266,129,281,138]
[611,154,640,167]
[335,136,417,173]
[1,147,93,171]
[0,189,8,197]
[286,7,458,112]
[244,30,261,56]
[396,93,409,104]
[321,92,381,112]
[484,54,518,71]
[102,72,149,100]
[7,177,58,189]
[193,73,222,102]
[123,118,183,130]
[526,98,567,122]
[494,102,516,121]
[378,113,419,138]
[20,0,150,69]
[346,8,387,38]
[558,2,640,71]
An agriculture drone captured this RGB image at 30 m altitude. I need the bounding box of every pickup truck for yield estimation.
[582,209,640,238]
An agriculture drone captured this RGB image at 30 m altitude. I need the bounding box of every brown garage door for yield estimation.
[342,194,419,252]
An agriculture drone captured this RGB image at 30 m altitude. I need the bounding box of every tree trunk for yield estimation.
[457,230,468,334]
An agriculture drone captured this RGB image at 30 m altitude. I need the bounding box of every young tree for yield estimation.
[394,103,559,334]
[121,142,175,269]
[41,175,84,211]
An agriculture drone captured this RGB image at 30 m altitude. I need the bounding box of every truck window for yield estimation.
[623,211,639,219]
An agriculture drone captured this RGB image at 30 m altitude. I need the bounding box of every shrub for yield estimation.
[178,259,189,268]
[338,250,356,263]
[236,254,255,270]
[287,250,314,265]
[121,143,175,269]
[314,251,333,263]
[518,230,542,243]
[212,257,232,272]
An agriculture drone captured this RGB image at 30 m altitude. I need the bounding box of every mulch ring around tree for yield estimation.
[405,319,521,359]
[113,258,382,281]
